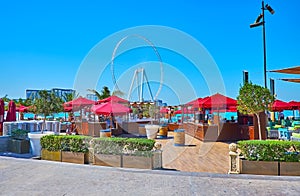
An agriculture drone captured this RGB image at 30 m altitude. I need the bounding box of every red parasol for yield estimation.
[185,97,204,108]
[16,104,30,113]
[271,100,292,112]
[97,96,128,104]
[63,96,95,111]
[160,107,169,113]
[174,108,194,114]
[289,101,300,110]
[6,100,16,122]
[198,93,237,109]
[91,102,132,115]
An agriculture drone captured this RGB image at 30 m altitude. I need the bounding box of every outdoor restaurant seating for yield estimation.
[277,127,292,140]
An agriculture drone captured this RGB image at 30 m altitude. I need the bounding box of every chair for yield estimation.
[268,129,279,139]
[278,128,292,140]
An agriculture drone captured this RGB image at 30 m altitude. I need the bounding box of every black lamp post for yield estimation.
[250,1,275,88]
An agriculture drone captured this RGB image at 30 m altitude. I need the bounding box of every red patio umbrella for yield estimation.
[211,106,237,113]
[64,96,95,107]
[271,100,292,112]
[0,99,4,135]
[16,104,30,113]
[6,100,16,122]
[174,108,193,114]
[91,102,132,115]
[97,96,128,104]
[63,96,95,111]
[289,101,300,110]
[199,93,237,109]
[160,107,169,113]
[185,98,204,108]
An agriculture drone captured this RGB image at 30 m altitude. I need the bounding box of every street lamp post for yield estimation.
[250,1,275,88]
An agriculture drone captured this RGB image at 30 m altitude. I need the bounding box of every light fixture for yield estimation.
[265,4,275,14]
[249,1,275,88]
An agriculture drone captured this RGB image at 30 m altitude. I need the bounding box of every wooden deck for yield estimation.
[156,131,230,174]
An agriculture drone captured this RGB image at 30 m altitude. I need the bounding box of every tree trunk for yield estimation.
[255,113,262,140]
[42,116,46,133]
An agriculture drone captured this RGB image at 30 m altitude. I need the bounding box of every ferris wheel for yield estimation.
[110,34,164,102]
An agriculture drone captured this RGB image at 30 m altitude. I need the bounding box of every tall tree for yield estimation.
[62,91,79,102]
[87,86,111,100]
[237,82,274,140]
[100,86,111,99]
[87,89,102,100]
[1,95,10,103]
[31,90,64,132]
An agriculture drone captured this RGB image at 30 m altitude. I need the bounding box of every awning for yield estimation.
[279,78,300,83]
[269,66,300,74]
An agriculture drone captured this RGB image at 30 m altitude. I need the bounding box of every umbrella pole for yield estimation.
[217,107,220,136]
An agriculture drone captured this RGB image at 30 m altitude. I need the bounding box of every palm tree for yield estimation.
[87,89,102,100]
[1,95,10,103]
[87,86,111,100]
[100,86,111,99]
[62,91,79,102]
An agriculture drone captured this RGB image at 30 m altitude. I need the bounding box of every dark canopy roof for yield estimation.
[269,66,300,74]
[279,78,300,83]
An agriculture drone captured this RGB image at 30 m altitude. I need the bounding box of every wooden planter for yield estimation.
[61,151,89,164]
[94,154,121,167]
[239,159,279,175]
[8,139,30,154]
[41,149,61,162]
[122,155,153,169]
[280,162,300,176]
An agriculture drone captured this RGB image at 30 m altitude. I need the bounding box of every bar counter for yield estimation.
[181,122,249,142]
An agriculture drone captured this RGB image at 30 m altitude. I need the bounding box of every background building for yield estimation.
[26,88,75,101]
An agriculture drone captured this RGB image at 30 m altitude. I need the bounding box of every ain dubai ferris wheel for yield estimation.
[110,34,164,104]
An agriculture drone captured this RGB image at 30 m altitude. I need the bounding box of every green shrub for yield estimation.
[238,140,300,162]
[92,137,155,157]
[61,135,92,153]
[92,137,127,155]
[11,129,29,140]
[40,135,62,151]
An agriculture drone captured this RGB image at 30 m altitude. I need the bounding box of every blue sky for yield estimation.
[0,0,299,105]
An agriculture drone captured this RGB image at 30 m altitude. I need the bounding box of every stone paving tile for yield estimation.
[1,156,300,196]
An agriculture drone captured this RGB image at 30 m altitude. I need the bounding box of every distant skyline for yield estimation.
[1,0,300,105]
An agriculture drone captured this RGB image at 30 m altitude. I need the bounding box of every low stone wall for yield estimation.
[0,136,10,152]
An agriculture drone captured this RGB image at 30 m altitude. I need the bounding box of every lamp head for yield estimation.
[265,4,275,14]
[250,21,263,28]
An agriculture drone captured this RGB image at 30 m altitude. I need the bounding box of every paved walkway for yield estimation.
[1,156,300,196]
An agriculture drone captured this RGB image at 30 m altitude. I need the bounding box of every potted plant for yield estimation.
[28,90,64,156]
[92,137,161,169]
[8,129,30,154]
[122,138,156,169]
[92,137,126,167]
[238,140,300,176]
[40,135,62,162]
[237,82,274,140]
[61,135,91,164]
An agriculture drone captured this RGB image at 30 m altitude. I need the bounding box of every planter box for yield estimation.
[123,155,153,169]
[61,151,89,164]
[0,136,9,152]
[280,162,300,176]
[239,159,279,175]
[8,139,30,154]
[94,154,121,167]
[41,149,61,162]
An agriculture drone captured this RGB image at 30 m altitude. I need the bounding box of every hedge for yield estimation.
[238,140,300,162]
